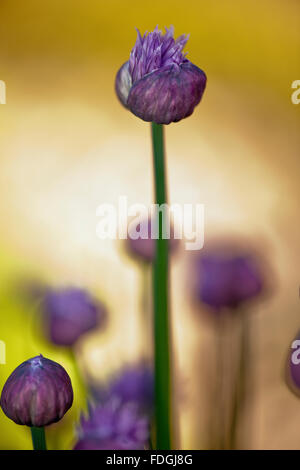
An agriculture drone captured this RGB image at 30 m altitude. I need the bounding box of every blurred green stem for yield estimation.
[31,426,47,450]
[228,312,249,449]
[151,122,171,450]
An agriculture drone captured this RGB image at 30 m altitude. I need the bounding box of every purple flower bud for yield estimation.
[193,243,265,311]
[74,399,149,450]
[91,362,154,413]
[115,26,206,124]
[109,364,154,412]
[43,287,106,347]
[0,355,73,427]
[126,217,179,263]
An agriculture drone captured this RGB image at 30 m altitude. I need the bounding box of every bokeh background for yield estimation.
[0,0,300,449]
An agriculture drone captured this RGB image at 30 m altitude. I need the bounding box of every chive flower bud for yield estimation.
[91,362,154,413]
[115,26,206,124]
[43,287,106,347]
[0,355,73,427]
[193,242,266,312]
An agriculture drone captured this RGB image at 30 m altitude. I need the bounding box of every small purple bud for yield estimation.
[193,242,266,312]
[0,355,73,427]
[115,26,206,124]
[43,287,106,347]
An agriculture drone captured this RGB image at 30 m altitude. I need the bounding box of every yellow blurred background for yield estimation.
[0,0,300,449]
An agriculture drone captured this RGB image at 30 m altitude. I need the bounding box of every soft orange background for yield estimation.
[0,0,300,449]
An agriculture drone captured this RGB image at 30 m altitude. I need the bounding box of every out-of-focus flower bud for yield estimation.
[193,241,266,312]
[43,287,106,347]
[74,399,149,450]
[115,26,206,124]
[0,355,73,427]
[91,362,154,413]
[109,363,154,412]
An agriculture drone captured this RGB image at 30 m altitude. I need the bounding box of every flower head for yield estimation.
[0,355,73,427]
[193,242,266,312]
[115,26,206,124]
[91,362,154,413]
[74,399,150,450]
[43,287,106,347]
[109,364,153,411]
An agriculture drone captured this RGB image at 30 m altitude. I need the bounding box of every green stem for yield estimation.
[151,122,171,450]
[31,426,47,450]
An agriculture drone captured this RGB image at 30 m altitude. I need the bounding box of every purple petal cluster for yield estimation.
[43,287,106,347]
[115,26,206,124]
[74,399,150,450]
[194,243,265,311]
[129,26,189,84]
[0,355,73,427]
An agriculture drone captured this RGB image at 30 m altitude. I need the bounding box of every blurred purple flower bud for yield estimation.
[43,287,106,347]
[286,331,300,396]
[0,355,73,427]
[92,362,154,413]
[127,217,179,263]
[115,26,206,124]
[193,242,266,311]
[74,399,149,450]
[109,363,154,411]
